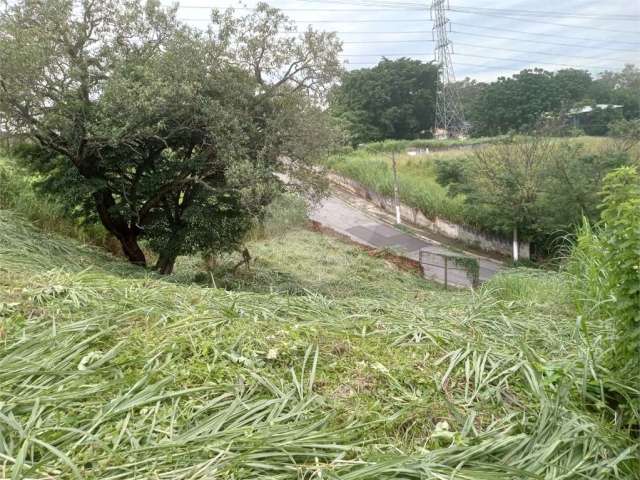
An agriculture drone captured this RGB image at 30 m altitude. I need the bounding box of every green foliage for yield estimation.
[591,64,640,120]
[461,136,553,238]
[567,168,640,423]
[0,211,638,478]
[331,58,438,145]
[358,136,502,153]
[433,137,634,254]
[468,68,593,136]
[536,144,631,241]
[447,255,480,287]
[461,66,639,137]
[582,104,625,136]
[434,155,469,197]
[325,149,466,222]
[599,167,640,377]
[253,193,309,239]
[0,156,110,247]
[0,0,342,273]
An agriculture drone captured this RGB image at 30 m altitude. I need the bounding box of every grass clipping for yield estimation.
[0,210,638,479]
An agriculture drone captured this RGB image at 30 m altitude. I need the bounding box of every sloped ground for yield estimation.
[0,210,637,479]
[309,194,502,285]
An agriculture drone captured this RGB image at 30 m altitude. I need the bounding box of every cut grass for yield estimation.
[0,210,638,479]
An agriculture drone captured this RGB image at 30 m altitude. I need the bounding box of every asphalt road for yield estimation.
[310,195,503,287]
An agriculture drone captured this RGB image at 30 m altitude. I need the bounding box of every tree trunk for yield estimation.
[93,189,146,267]
[119,232,147,266]
[155,253,177,275]
[513,226,519,262]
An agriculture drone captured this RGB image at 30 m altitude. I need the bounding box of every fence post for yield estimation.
[391,150,401,225]
[444,256,448,290]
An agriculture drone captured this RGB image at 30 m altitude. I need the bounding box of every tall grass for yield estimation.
[358,136,505,153]
[1,210,638,478]
[325,150,467,223]
[0,156,113,250]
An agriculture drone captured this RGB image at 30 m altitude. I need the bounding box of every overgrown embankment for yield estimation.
[325,136,634,257]
[1,204,638,478]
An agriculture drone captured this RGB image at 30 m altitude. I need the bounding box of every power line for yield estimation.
[448,5,640,21]
[179,16,432,23]
[341,39,432,44]
[339,51,627,69]
[453,22,640,47]
[450,30,639,54]
[336,44,635,64]
[449,9,640,35]
[453,52,622,71]
[452,41,628,62]
[178,5,423,11]
[344,60,556,74]
[185,19,640,47]
[176,2,640,22]
[176,0,640,23]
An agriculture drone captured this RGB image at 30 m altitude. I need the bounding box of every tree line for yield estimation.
[331,59,640,143]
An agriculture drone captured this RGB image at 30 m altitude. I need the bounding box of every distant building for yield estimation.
[567,104,623,130]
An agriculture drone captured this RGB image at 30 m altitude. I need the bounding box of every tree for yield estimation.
[463,137,555,260]
[0,0,342,273]
[453,77,488,136]
[435,136,634,256]
[470,68,595,136]
[591,64,640,120]
[330,58,438,145]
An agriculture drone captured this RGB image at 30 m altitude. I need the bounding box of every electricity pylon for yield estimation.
[430,0,467,138]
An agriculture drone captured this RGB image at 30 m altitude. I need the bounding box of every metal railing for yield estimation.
[419,248,479,289]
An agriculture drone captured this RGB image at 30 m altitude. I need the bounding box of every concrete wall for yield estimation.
[328,173,530,260]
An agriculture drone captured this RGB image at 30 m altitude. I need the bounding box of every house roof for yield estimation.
[568,104,623,116]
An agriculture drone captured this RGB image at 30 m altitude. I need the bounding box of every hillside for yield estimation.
[0,210,637,479]
[324,136,625,237]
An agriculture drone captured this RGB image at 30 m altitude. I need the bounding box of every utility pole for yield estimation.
[391,150,401,225]
[430,0,467,139]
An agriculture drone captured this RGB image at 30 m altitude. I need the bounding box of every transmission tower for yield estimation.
[430,0,467,138]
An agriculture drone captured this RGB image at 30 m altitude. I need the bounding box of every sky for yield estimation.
[164,0,640,82]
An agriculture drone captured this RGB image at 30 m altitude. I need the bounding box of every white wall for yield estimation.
[329,173,530,260]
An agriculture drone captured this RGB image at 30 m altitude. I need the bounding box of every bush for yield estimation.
[568,167,640,422]
[254,193,309,239]
[598,167,640,375]
[0,156,113,250]
[434,156,469,197]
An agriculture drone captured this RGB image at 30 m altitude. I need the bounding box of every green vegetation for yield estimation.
[569,167,640,406]
[1,168,639,477]
[356,136,504,153]
[326,134,638,256]
[330,60,639,141]
[330,58,438,145]
[325,148,467,223]
[0,0,341,273]
[1,2,639,477]
[0,156,113,251]
[458,65,639,137]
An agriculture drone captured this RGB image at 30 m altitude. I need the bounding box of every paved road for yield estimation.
[310,196,503,286]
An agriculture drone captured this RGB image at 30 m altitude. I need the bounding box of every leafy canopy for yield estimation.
[460,66,638,137]
[0,0,342,273]
[330,58,438,145]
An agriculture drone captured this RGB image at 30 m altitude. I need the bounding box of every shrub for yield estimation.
[0,156,113,250]
[568,167,640,422]
[599,167,640,375]
[254,193,309,239]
